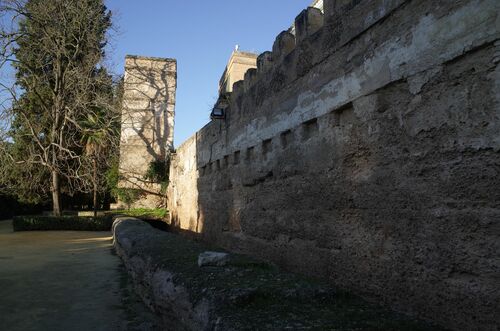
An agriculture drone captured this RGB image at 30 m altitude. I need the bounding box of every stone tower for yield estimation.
[219,51,258,94]
[117,55,177,208]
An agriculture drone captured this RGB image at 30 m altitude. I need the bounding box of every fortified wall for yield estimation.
[118,55,177,208]
[167,0,500,329]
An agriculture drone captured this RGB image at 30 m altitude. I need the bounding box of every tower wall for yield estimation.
[219,51,258,94]
[118,55,177,208]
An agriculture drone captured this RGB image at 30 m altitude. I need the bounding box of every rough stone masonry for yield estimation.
[166,0,499,329]
[117,55,177,209]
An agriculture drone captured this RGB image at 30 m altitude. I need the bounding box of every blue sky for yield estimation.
[105,0,311,147]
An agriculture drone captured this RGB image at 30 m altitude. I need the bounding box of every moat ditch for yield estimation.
[0,215,449,330]
[114,217,447,330]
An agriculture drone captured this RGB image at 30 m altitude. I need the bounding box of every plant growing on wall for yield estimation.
[144,158,170,195]
[116,188,142,210]
[105,157,143,210]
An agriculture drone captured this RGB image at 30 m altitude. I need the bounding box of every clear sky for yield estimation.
[105,0,311,147]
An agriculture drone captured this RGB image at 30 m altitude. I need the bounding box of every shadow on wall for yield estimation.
[123,57,172,161]
[118,56,176,203]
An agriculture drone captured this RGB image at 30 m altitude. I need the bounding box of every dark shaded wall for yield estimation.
[168,0,500,329]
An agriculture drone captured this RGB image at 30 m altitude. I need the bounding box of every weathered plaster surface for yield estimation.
[168,0,500,329]
[118,55,177,208]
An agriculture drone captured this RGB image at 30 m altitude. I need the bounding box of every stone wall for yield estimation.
[118,55,177,208]
[113,217,442,330]
[167,0,500,329]
[290,0,324,35]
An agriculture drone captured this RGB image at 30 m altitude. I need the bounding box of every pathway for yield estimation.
[0,220,158,331]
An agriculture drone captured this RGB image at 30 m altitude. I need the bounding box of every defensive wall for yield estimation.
[167,0,500,329]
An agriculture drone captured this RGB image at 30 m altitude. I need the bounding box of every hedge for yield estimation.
[12,215,114,232]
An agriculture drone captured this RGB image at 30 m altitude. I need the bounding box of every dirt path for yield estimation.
[0,220,159,331]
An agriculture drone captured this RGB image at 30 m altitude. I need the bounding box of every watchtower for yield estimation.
[117,55,177,208]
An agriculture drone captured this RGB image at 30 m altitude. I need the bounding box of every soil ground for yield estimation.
[0,220,159,331]
[115,218,445,331]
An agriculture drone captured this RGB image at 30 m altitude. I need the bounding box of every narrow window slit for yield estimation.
[262,138,273,155]
[233,151,240,165]
[302,117,319,140]
[246,146,255,162]
[280,129,293,148]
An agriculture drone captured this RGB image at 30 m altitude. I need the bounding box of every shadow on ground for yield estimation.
[0,220,160,331]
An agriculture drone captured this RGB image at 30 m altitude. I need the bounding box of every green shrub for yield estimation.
[105,160,143,207]
[12,215,114,232]
[110,208,168,220]
[116,188,142,209]
[144,159,170,194]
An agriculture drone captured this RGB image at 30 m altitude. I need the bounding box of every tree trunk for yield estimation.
[93,158,98,218]
[51,170,62,216]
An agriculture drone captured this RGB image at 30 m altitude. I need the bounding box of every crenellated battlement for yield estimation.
[168,1,500,329]
[272,31,296,61]
[228,0,418,102]
[226,5,326,103]
[295,7,324,42]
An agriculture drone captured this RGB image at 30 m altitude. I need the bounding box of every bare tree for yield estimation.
[81,106,119,217]
[0,0,116,215]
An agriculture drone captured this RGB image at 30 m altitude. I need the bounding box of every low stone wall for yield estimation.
[112,217,211,330]
[112,217,444,331]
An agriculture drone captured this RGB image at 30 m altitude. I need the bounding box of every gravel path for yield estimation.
[0,220,159,331]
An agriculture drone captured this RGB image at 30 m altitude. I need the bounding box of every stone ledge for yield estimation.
[112,217,443,331]
[125,54,177,63]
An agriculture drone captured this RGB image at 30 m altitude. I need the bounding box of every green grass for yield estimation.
[116,220,445,331]
[13,215,114,232]
[12,209,168,232]
[110,208,168,220]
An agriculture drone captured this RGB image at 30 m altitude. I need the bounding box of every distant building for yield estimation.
[311,0,324,11]
[218,0,323,95]
[219,51,258,94]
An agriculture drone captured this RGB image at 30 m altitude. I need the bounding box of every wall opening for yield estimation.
[233,151,241,165]
[246,146,255,162]
[262,138,273,155]
[301,118,319,141]
[280,130,293,149]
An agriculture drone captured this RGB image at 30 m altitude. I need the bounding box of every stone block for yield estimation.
[243,68,257,91]
[272,31,296,59]
[257,51,273,73]
[323,0,336,18]
[198,251,230,267]
[232,81,244,96]
[295,7,324,43]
